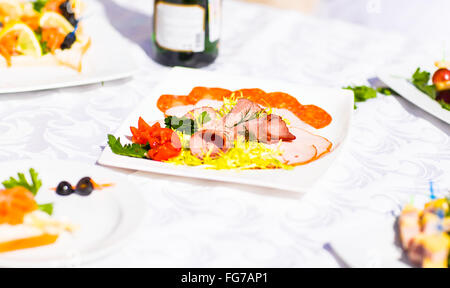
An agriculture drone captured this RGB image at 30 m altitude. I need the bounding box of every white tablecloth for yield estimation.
[0,0,449,267]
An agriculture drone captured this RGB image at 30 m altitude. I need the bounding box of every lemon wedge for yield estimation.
[0,22,42,57]
[0,0,23,22]
[39,11,74,34]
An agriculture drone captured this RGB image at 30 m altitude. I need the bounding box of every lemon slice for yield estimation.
[39,11,74,34]
[0,0,23,22]
[0,22,42,57]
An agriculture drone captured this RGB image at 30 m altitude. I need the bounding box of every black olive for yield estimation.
[75,177,94,196]
[59,0,78,27]
[61,32,76,50]
[56,181,74,196]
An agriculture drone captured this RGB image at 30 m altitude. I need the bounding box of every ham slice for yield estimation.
[234,114,296,143]
[275,143,317,165]
[288,127,332,158]
[166,105,195,117]
[184,106,218,122]
[223,99,264,128]
[190,130,229,159]
[268,127,332,165]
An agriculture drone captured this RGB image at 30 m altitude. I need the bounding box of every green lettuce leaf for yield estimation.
[107,134,148,158]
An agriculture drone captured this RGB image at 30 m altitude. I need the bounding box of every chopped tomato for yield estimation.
[41,27,66,52]
[0,187,38,225]
[130,117,182,161]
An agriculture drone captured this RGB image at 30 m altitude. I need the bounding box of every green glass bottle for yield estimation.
[152,0,221,68]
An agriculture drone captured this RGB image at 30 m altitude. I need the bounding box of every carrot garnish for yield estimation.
[0,187,38,225]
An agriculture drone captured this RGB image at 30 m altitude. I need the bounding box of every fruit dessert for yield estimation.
[398,198,450,268]
[0,0,90,71]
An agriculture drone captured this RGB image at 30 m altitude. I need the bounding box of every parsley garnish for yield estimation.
[376,87,398,96]
[165,111,212,135]
[2,169,53,215]
[411,68,437,99]
[38,203,54,215]
[343,85,396,109]
[107,134,148,158]
[165,116,197,135]
[197,111,211,126]
[3,168,42,196]
[32,0,49,12]
[344,86,377,109]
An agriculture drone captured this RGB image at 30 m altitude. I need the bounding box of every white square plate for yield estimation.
[98,67,354,192]
[0,2,138,94]
[378,64,450,124]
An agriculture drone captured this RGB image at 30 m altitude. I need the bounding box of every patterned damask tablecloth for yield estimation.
[0,0,449,267]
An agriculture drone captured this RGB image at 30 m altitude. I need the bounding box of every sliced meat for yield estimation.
[266,115,296,142]
[190,130,229,159]
[166,105,195,118]
[184,106,217,122]
[183,106,221,130]
[267,127,332,165]
[287,127,332,158]
[223,98,264,128]
[271,108,312,131]
[275,143,317,165]
[234,114,296,143]
[194,100,224,110]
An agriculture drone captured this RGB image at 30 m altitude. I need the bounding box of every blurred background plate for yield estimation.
[0,1,138,94]
[378,63,450,125]
[0,160,145,267]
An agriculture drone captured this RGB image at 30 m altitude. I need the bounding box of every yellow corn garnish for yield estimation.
[217,91,242,117]
[166,135,293,170]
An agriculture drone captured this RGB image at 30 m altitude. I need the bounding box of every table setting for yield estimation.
[0,0,448,268]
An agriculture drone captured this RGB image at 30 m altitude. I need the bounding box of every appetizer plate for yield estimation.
[0,1,138,94]
[378,64,450,124]
[98,68,354,193]
[0,160,145,268]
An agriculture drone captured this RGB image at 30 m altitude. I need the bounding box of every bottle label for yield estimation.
[208,0,221,42]
[155,2,205,53]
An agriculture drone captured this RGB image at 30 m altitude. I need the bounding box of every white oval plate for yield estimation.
[0,160,145,267]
